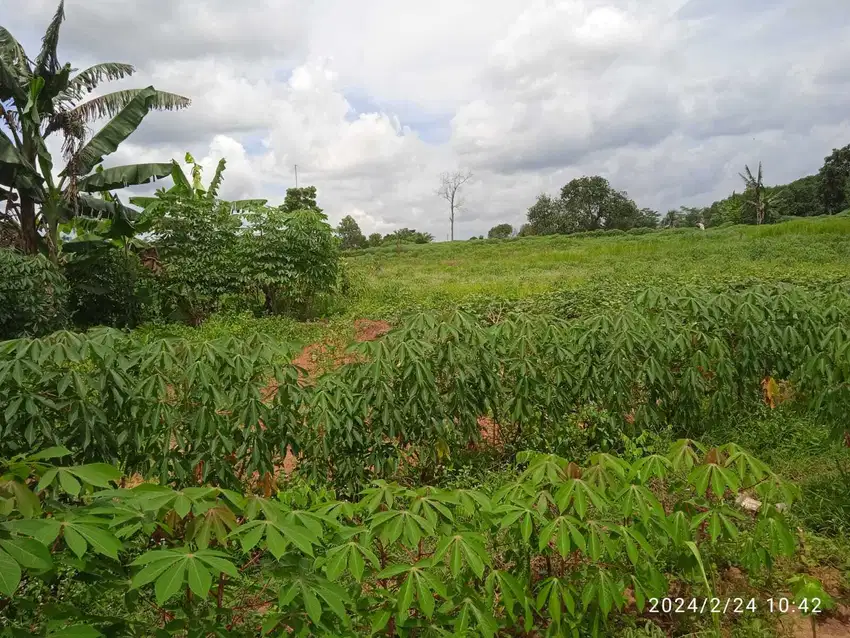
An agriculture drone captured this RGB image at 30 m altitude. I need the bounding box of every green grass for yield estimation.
[343,216,850,317]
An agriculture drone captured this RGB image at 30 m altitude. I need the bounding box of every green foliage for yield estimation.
[63,246,152,329]
[526,177,657,236]
[335,215,367,250]
[144,192,340,322]
[0,330,302,488]
[0,249,67,339]
[341,215,850,319]
[0,442,807,636]
[150,198,245,323]
[773,175,822,218]
[487,223,513,239]
[0,4,189,259]
[8,283,845,495]
[818,144,850,214]
[241,208,340,318]
[382,228,434,245]
[281,186,322,214]
[130,152,268,213]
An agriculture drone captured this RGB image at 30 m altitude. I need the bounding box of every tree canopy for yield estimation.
[487,223,513,239]
[335,215,367,250]
[525,177,657,235]
[818,144,850,214]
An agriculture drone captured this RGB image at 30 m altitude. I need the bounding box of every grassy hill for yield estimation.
[344,215,850,317]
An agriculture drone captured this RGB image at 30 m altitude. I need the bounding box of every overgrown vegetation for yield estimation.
[0,439,820,637]
[4,3,850,636]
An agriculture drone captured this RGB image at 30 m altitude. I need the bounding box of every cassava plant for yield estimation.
[0,440,807,636]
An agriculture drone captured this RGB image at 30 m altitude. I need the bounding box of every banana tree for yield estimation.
[0,1,190,260]
[130,152,268,215]
[739,162,783,225]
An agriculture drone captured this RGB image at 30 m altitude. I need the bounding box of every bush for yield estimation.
[240,208,339,319]
[152,199,245,324]
[150,200,340,323]
[0,249,67,339]
[63,246,155,329]
[0,441,804,636]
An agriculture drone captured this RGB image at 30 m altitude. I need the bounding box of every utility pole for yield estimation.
[294,165,298,188]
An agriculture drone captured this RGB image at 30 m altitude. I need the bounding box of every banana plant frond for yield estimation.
[66,88,191,123]
[34,0,66,76]
[207,159,226,200]
[67,86,160,177]
[76,163,172,192]
[0,27,31,79]
[66,62,136,98]
[229,199,268,211]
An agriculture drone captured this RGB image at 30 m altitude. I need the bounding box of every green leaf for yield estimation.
[131,558,178,589]
[68,464,122,488]
[397,572,416,617]
[72,87,162,176]
[417,574,435,618]
[2,519,62,546]
[59,470,82,497]
[187,558,212,599]
[173,494,192,519]
[0,538,53,570]
[76,163,173,192]
[0,548,21,596]
[195,552,239,578]
[71,524,121,559]
[30,446,73,461]
[303,585,322,624]
[264,524,287,560]
[37,468,59,493]
[155,560,186,604]
[63,526,87,558]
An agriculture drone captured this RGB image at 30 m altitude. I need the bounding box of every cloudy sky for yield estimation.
[4,0,849,239]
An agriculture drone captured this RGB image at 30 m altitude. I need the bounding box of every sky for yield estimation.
[3,0,849,239]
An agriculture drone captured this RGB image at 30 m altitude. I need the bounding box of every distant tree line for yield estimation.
[337,142,850,248]
[335,216,434,250]
[517,144,850,237]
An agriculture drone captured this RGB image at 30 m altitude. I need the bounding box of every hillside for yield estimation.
[344,215,850,317]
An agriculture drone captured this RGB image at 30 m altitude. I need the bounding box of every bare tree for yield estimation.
[437,169,472,241]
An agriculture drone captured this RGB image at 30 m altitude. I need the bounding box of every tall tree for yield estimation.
[487,223,513,239]
[437,169,472,241]
[0,1,190,259]
[525,194,563,235]
[281,186,322,214]
[559,176,641,231]
[367,232,383,247]
[525,177,650,235]
[818,145,850,214]
[335,215,367,250]
[663,210,680,228]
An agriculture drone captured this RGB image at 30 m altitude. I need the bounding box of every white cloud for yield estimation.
[3,0,849,238]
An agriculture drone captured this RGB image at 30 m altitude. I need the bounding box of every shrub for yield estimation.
[63,246,153,329]
[0,249,67,339]
[151,199,245,324]
[0,441,805,636]
[240,208,339,318]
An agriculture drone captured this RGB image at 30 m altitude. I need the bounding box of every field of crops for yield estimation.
[3,216,850,637]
